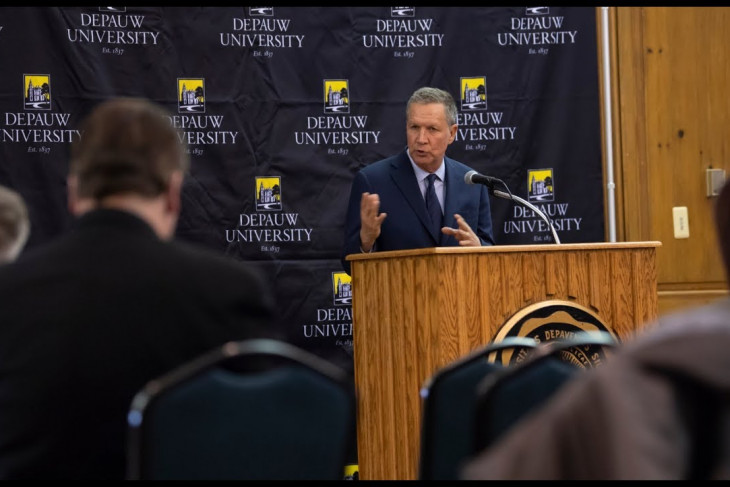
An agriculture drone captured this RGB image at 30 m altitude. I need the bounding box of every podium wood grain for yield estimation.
[347,242,661,480]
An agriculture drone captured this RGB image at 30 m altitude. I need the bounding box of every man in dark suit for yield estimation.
[341,86,495,274]
[0,98,276,479]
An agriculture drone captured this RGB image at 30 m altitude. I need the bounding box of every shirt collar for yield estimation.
[406,148,445,182]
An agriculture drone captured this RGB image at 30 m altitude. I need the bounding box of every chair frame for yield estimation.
[126,338,356,480]
[472,330,619,452]
[418,336,539,480]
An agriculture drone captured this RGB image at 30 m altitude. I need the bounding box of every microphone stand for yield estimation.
[491,188,561,244]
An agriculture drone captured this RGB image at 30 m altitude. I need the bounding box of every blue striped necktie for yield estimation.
[425,173,443,237]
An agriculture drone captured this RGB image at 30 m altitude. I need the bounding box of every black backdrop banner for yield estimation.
[0,6,603,372]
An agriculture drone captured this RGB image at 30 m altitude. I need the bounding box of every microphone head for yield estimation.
[464,170,477,184]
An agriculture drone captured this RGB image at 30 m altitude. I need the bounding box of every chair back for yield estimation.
[126,339,356,480]
[418,336,538,480]
[473,331,618,452]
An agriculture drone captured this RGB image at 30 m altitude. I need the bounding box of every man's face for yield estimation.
[406,102,457,173]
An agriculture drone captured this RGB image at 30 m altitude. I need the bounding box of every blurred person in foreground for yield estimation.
[461,180,730,480]
[0,97,276,479]
[0,184,30,263]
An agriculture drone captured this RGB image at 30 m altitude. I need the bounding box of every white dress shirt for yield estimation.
[407,149,445,212]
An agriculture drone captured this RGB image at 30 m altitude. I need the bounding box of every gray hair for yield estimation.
[0,185,30,263]
[406,86,458,126]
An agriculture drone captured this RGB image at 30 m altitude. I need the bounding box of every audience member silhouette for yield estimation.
[0,98,277,479]
[461,179,730,480]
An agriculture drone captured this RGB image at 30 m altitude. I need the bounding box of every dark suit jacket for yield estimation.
[342,150,494,274]
[0,209,276,479]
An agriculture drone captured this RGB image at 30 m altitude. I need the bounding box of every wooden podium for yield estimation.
[346,242,661,480]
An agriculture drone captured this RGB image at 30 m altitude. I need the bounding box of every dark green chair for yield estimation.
[418,336,539,480]
[126,338,356,480]
[473,331,618,453]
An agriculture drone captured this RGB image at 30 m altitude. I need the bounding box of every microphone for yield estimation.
[464,169,562,244]
[464,170,500,188]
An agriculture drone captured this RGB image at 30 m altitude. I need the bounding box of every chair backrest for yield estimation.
[126,339,356,480]
[418,336,539,480]
[473,331,618,453]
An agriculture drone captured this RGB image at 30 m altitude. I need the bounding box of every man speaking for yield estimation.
[341,86,495,275]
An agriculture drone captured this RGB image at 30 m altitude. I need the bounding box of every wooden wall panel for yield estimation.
[612,7,730,312]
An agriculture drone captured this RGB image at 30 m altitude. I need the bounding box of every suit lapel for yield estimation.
[389,152,440,244]
[441,158,466,245]
[442,158,459,231]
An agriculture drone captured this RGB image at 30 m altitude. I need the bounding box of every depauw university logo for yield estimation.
[489,300,618,367]
[391,6,415,17]
[332,271,352,306]
[460,76,487,111]
[526,6,549,15]
[24,74,51,111]
[177,78,205,114]
[528,168,554,202]
[255,176,282,211]
[249,7,273,16]
[323,79,349,114]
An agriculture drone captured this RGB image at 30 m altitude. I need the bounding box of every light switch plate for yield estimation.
[706,168,726,197]
[673,206,689,239]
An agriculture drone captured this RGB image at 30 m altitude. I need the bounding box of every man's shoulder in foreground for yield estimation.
[169,237,266,279]
[630,297,730,349]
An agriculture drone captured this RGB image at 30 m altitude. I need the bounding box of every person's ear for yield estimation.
[67,175,96,216]
[165,170,184,216]
[448,124,457,144]
[67,175,80,215]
